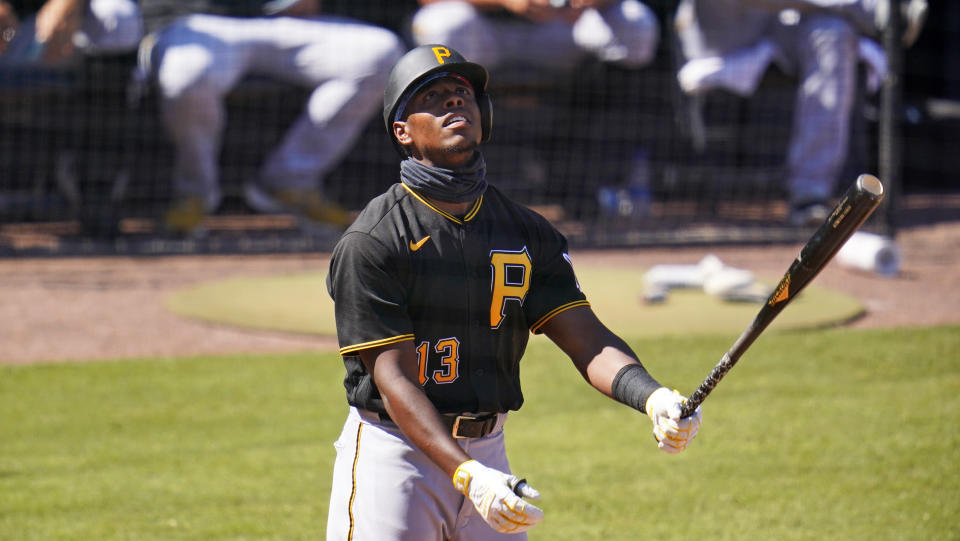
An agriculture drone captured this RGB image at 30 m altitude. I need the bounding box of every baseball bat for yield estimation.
[679,174,885,418]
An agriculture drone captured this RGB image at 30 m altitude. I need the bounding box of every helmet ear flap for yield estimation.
[478,92,493,143]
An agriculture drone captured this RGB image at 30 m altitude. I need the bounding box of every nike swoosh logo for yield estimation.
[409,235,431,252]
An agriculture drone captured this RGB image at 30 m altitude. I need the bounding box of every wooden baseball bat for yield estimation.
[680,174,885,418]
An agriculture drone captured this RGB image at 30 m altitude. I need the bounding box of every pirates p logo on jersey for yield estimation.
[432,46,451,64]
[489,248,532,328]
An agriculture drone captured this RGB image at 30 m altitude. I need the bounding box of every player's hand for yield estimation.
[452,459,544,533]
[645,387,701,454]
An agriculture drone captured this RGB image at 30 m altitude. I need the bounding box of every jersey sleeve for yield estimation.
[524,218,589,334]
[327,231,414,355]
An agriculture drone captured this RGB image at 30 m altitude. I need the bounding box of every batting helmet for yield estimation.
[383,44,493,155]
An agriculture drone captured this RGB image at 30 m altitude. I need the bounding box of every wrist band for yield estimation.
[611,364,661,414]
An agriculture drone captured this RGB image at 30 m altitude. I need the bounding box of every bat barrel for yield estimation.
[793,175,885,288]
[679,175,884,418]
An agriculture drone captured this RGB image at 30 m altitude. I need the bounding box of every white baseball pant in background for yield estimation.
[147,14,403,211]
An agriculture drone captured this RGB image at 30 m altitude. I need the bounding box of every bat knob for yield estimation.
[510,478,527,495]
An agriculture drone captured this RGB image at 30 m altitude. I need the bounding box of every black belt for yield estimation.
[377,411,500,439]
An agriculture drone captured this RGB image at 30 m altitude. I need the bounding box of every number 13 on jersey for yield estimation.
[417,338,462,385]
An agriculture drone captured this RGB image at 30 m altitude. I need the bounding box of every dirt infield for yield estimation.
[1,218,958,365]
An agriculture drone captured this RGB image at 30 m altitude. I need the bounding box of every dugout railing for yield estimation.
[0,3,934,257]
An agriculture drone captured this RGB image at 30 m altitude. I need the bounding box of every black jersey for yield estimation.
[327,182,588,415]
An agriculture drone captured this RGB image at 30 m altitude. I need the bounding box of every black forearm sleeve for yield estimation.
[611,364,662,414]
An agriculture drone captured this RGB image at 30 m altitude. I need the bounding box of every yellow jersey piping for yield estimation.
[529,300,591,333]
[339,334,415,356]
[347,422,363,540]
[402,184,483,223]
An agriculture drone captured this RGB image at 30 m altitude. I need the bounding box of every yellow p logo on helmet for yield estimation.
[432,46,451,64]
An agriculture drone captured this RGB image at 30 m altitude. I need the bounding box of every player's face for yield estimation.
[395,77,483,168]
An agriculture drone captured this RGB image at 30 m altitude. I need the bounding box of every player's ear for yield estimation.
[393,120,413,148]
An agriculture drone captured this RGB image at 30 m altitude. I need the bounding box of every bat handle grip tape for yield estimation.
[681,352,735,418]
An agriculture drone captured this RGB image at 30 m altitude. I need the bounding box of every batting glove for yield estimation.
[452,460,544,533]
[645,387,702,454]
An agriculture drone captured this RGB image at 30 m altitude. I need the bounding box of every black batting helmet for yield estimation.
[383,44,493,156]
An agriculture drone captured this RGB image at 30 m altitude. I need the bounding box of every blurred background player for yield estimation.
[325,44,701,540]
[0,0,142,66]
[0,0,142,226]
[137,0,405,236]
[674,0,926,226]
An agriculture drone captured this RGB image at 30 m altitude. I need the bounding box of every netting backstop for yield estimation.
[1,1,955,256]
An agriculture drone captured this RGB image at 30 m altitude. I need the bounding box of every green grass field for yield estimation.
[2,326,958,540]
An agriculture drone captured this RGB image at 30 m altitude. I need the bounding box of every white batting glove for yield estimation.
[645,387,702,454]
[452,460,544,534]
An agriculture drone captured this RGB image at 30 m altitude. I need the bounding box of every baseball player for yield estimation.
[325,44,702,540]
[137,0,405,235]
[673,0,924,226]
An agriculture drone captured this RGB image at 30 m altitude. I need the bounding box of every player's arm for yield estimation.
[539,305,702,453]
[358,341,471,476]
[538,304,642,394]
[329,231,477,474]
